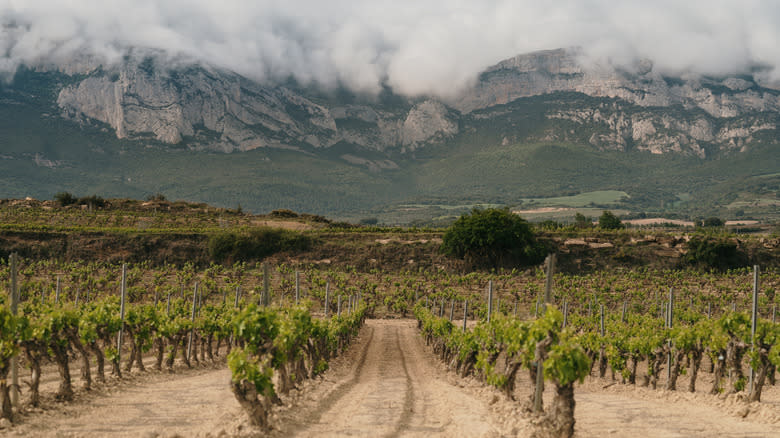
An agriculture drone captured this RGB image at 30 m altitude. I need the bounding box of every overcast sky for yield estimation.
[1,1,779,97]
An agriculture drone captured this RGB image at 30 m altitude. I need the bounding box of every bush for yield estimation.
[269,209,299,218]
[598,211,623,230]
[699,217,724,228]
[78,195,106,209]
[574,213,592,229]
[441,207,544,268]
[683,236,746,271]
[146,193,167,202]
[54,191,77,206]
[208,227,313,263]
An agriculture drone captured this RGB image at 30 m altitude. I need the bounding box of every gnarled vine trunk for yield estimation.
[135,342,146,371]
[24,344,44,406]
[51,339,74,401]
[67,330,92,391]
[231,379,274,431]
[710,353,726,395]
[649,349,666,390]
[207,334,215,361]
[155,337,165,371]
[502,360,523,399]
[597,345,607,378]
[88,342,106,383]
[180,335,192,368]
[688,350,703,393]
[748,351,772,402]
[165,334,183,370]
[102,333,121,378]
[533,383,576,438]
[0,362,12,421]
[628,355,640,385]
[124,329,137,373]
[725,340,747,394]
[665,350,686,391]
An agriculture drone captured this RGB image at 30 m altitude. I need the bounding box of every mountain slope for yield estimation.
[0,49,777,224]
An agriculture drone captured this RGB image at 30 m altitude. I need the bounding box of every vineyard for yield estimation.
[1,256,780,436]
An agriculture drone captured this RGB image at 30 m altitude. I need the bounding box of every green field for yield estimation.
[519,190,629,207]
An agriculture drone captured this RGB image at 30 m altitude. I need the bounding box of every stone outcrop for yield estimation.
[57,58,342,152]
[455,48,780,117]
[54,56,458,153]
[400,101,459,152]
[48,48,779,157]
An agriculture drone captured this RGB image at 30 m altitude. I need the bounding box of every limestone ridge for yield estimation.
[455,49,779,157]
[57,58,342,152]
[54,56,460,154]
[52,49,779,157]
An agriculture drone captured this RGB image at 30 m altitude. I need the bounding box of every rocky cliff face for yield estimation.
[454,48,778,157]
[54,56,459,153]
[48,48,779,157]
[57,58,343,152]
[456,48,780,117]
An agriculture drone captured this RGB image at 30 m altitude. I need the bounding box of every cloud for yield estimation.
[2,0,780,97]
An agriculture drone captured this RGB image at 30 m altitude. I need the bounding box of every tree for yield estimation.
[574,213,592,229]
[598,210,623,230]
[441,208,543,268]
[54,191,76,206]
[683,236,745,271]
[146,193,167,202]
[700,217,724,228]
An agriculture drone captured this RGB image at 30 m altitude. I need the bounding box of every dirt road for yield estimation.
[287,319,499,437]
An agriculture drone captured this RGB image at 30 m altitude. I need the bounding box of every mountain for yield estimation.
[456,49,779,158]
[51,54,460,155]
[51,48,780,158]
[0,49,777,224]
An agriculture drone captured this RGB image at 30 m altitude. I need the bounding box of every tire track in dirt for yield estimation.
[291,320,498,437]
[286,324,375,432]
[294,322,411,437]
[389,327,416,436]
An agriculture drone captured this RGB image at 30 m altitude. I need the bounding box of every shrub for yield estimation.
[441,207,544,268]
[574,213,592,229]
[208,227,313,263]
[54,191,77,206]
[269,209,299,218]
[146,193,167,202]
[699,217,724,228]
[683,236,746,271]
[78,195,106,209]
[598,211,623,230]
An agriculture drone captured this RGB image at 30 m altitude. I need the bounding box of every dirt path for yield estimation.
[282,319,499,437]
[11,367,243,437]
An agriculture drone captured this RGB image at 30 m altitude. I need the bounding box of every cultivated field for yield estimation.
[2,261,780,437]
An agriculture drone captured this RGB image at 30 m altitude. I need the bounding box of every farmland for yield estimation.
[1,200,780,436]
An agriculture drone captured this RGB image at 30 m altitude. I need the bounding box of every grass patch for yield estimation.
[519,190,629,208]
